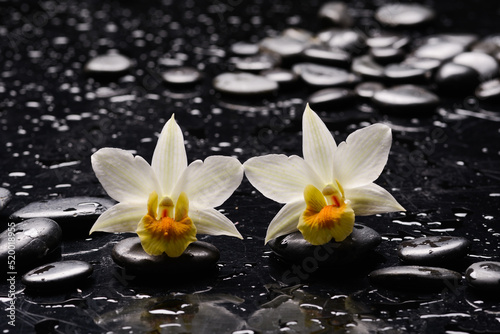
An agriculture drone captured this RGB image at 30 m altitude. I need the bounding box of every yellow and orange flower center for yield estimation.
[298,182,355,245]
[136,191,197,257]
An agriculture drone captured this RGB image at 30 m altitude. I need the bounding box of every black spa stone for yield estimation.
[161,67,202,85]
[355,81,385,99]
[230,42,260,56]
[351,55,385,79]
[0,218,62,272]
[111,237,220,275]
[452,52,499,81]
[293,63,359,87]
[267,224,381,266]
[230,53,280,72]
[0,187,12,211]
[375,3,435,27]
[413,42,465,61]
[318,1,353,27]
[465,261,500,291]
[369,266,462,290]
[307,88,355,109]
[475,79,500,102]
[260,36,308,58]
[261,68,298,85]
[301,45,351,67]
[317,28,366,54]
[213,72,278,95]
[84,52,132,75]
[397,236,471,266]
[369,47,405,65]
[383,63,429,83]
[435,62,480,95]
[10,196,116,226]
[22,260,93,290]
[372,84,439,115]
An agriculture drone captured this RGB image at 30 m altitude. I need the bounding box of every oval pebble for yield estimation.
[260,36,308,58]
[268,224,381,266]
[372,84,439,115]
[413,42,465,61]
[318,1,353,27]
[369,47,405,65]
[261,68,298,85]
[0,218,62,272]
[318,28,366,54]
[366,33,409,49]
[384,63,429,83]
[230,53,280,72]
[351,55,385,79]
[85,52,132,75]
[355,81,385,99]
[213,72,278,95]
[475,79,500,102]
[161,67,201,85]
[435,62,480,95]
[453,52,499,81]
[397,236,471,266]
[111,237,220,275]
[308,88,355,110]
[369,266,461,290]
[22,260,93,290]
[293,63,359,87]
[0,187,12,211]
[465,261,500,291]
[375,3,435,27]
[301,46,351,67]
[230,42,259,56]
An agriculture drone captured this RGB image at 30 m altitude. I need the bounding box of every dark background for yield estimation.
[0,0,499,333]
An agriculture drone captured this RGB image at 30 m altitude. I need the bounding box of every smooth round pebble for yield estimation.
[230,42,259,56]
[397,236,471,266]
[112,237,220,275]
[230,53,280,72]
[213,72,278,95]
[22,260,93,290]
[375,3,435,27]
[366,33,409,49]
[466,261,500,291]
[372,84,439,114]
[413,42,465,61]
[0,218,62,272]
[424,33,478,48]
[308,88,355,109]
[268,224,381,266]
[0,187,12,211]
[351,55,385,79]
[260,36,308,57]
[161,67,201,85]
[453,52,499,81]
[435,62,480,94]
[318,28,366,54]
[85,52,132,74]
[318,1,353,27]
[384,63,429,82]
[403,57,442,71]
[369,266,461,290]
[475,79,500,102]
[355,81,385,99]
[261,68,298,85]
[471,34,500,55]
[301,46,351,67]
[369,47,405,65]
[293,63,359,87]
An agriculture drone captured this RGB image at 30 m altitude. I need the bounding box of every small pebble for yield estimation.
[369,47,405,65]
[213,72,278,95]
[318,28,366,54]
[0,187,12,211]
[293,63,359,87]
[307,88,355,110]
[261,68,298,85]
[0,218,62,272]
[268,224,381,266]
[351,55,385,79]
[366,32,409,49]
[355,81,385,99]
[452,52,499,81]
[230,53,280,72]
[424,33,478,48]
[282,28,314,42]
[465,261,500,291]
[318,2,353,27]
[402,57,442,71]
[397,236,471,266]
[413,42,465,61]
[301,45,351,67]
[471,34,500,55]
[111,237,220,275]
[369,265,461,290]
[435,62,480,95]
[161,67,201,85]
[383,63,429,83]
[85,52,132,75]
[22,260,93,290]
[475,79,500,102]
[375,3,435,27]
[260,36,308,58]
[372,84,439,114]
[230,42,260,56]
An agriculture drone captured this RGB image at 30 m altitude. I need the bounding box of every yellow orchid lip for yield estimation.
[136,191,197,257]
[298,184,355,245]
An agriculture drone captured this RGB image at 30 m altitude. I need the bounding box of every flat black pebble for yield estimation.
[10,196,116,226]
[351,55,385,79]
[0,218,62,272]
[413,42,465,61]
[318,2,353,27]
[435,62,480,95]
[372,84,439,115]
[230,53,280,72]
[384,63,429,83]
[366,33,409,49]
[307,88,355,109]
[453,52,499,81]
[22,260,93,290]
[475,79,500,102]
[301,46,351,67]
[213,72,278,95]
[370,47,405,65]
[293,63,359,87]
[465,261,500,291]
[318,28,366,54]
[85,52,132,75]
[161,67,201,85]
[261,68,298,85]
[375,4,435,27]
[355,81,385,99]
[369,266,462,290]
[0,187,12,211]
[260,36,308,58]
[268,224,381,266]
[111,237,220,275]
[230,42,259,56]
[398,236,471,266]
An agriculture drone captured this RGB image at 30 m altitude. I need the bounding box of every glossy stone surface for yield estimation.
[369,266,462,290]
[230,42,260,56]
[22,260,93,290]
[413,42,465,61]
[85,52,132,75]
[318,2,352,27]
[383,63,429,82]
[397,236,471,265]
[435,62,480,94]
[293,62,358,87]
[0,218,62,272]
[112,237,220,275]
[301,46,351,67]
[351,55,385,79]
[369,47,405,65]
[161,67,201,85]
[307,87,355,109]
[453,52,499,81]
[355,81,385,99]
[261,68,298,85]
[268,224,381,266]
[317,28,366,54]
[475,79,500,102]
[375,4,435,27]
[213,72,278,95]
[230,53,280,72]
[260,36,308,57]
[372,84,439,114]
[0,187,12,211]
[465,261,500,291]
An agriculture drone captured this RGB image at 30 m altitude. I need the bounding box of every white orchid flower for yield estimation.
[244,105,405,245]
[89,115,243,257]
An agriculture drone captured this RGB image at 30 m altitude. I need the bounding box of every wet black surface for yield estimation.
[0,0,500,333]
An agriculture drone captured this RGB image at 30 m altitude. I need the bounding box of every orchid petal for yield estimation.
[190,207,243,239]
[244,154,324,204]
[89,202,146,234]
[151,114,188,196]
[172,156,244,208]
[302,104,337,184]
[265,200,306,244]
[91,148,161,203]
[344,183,405,216]
[333,123,392,189]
